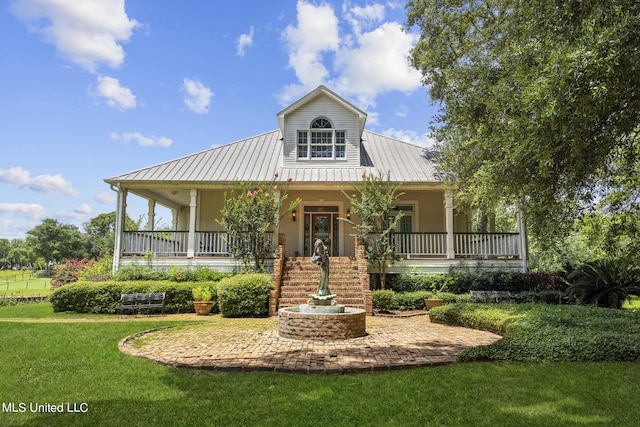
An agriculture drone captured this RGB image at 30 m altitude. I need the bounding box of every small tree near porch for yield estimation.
[218,174,300,272]
[342,171,404,289]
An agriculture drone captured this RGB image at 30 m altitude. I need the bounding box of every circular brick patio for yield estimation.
[119,314,501,374]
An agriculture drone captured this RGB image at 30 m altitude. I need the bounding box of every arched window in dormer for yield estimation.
[297,118,346,160]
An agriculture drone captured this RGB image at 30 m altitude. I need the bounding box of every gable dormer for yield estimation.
[277,86,367,167]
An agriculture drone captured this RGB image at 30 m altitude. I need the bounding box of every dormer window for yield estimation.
[297,118,346,160]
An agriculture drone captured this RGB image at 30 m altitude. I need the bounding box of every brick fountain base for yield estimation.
[278,306,366,341]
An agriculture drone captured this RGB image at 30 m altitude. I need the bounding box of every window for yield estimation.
[297,118,346,160]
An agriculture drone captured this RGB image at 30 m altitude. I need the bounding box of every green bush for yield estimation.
[113,265,166,281]
[372,290,471,311]
[430,303,640,362]
[387,271,566,294]
[217,274,273,317]
[49,281,216,314]
[393,291,431,310]
[567,259,640,309]
[372,290,396,311]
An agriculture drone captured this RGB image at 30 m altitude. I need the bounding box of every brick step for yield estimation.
[280,283,362,294]
[278,298,366,307]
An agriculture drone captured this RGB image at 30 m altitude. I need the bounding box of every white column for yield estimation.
[445,190,455,259]
[187,189,197,258]
[147,199,156,231]
[112,187,127,272]
[516,208,528,272]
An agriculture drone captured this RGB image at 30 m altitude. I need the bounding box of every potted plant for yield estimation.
[424,282,446,311]
[192,286,214,315]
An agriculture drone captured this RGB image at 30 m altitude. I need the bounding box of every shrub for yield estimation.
[388,271,566,295]
[394,291,432,310]
[51,258,94,288]
[567,259,640,309]
[77,256,113,282]
[49,281,215,314]
[217,274,273,317]
[372,290,396,311]
[430,303,640,362]
[113,264,166,281]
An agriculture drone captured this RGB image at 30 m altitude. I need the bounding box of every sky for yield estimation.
[0,0,439,240]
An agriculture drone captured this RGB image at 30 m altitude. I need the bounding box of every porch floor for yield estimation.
[119,314,501,373]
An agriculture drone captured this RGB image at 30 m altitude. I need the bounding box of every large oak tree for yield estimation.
[406,0,640,247]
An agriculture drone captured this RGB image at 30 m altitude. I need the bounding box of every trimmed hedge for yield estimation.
[49,281,219,314]
[112,264,230,282]
[387,271,566,294]
[216,274,273,318]
[372,290,471,311]
[429,303,640,362]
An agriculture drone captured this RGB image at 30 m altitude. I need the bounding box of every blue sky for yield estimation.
[0,0,438,240]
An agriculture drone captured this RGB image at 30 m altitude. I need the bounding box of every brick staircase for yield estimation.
[278,256,366,310]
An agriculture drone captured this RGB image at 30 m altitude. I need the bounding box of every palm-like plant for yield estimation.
[567,259,640,309]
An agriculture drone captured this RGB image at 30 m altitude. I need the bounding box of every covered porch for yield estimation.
[111,185,527,273]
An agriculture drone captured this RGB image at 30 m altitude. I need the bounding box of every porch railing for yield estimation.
[453,232,520,258]
[389,232,521,259]
[122,230,275,257]
[123,231,189,256]
[391,232,447,258]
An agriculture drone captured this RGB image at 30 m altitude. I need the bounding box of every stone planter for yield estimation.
[424,298,443,311]
[193,301,214,316]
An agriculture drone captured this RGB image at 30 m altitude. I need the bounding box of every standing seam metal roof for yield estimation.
[104,129,442,184]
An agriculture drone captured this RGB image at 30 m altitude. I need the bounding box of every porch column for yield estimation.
[147,199,156,231]
[112,187,127,272]
[187,189,198,258]
[445,190,455,259]
[516,207,528,272]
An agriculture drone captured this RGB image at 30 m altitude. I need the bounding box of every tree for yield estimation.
[84,212,138,258]
[406,0,640,247]
[26,219,88,276]
[342,171,404,289]
[0,239,10,269]
[217,174,300,272]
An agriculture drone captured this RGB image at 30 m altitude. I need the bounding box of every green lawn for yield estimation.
[0,270,51,295]
[1,302,640,426]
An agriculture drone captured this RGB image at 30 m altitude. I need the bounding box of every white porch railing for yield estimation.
[391,232,447,258]
[453,232,521,258]
[122,231,275,257]
[123,231,189,256]
[390,232,521,259]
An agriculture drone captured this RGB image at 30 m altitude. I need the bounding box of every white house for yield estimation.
[105,85,527,276]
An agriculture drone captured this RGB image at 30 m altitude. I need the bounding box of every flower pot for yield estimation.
[193,301,214,315]
[424,298,443,311]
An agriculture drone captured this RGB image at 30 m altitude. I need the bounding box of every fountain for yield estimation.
[278,239,366,340]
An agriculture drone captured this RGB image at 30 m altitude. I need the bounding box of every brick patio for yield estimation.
[119,314,501,374]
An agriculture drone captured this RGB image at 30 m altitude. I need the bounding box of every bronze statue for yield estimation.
[311,239,330,296]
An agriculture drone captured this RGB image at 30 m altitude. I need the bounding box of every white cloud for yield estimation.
[110,132,173,147]
[93,75,137,110]
[280,1,421,109]
[280,0,341,102]
[0,167,78,197]
[236,26,254,57]
[182,78,213,114]
[74,203,92,215]
[334,22,422,109]
[381,128,436,147]
[10,0,140,72]
[94,191,115,205]
[343,2,385,36]
[0,203,47,220]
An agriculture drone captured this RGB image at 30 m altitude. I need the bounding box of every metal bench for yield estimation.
[117,292,166,317]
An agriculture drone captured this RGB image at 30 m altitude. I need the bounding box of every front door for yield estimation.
[304,206,339,256]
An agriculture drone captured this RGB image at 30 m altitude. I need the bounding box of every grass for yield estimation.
[1,303,640,426]
[0,270,52,295]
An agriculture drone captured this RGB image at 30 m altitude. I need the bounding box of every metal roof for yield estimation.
[104,129,443,185]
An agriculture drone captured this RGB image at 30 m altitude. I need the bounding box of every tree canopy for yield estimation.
[406,0,640,246]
